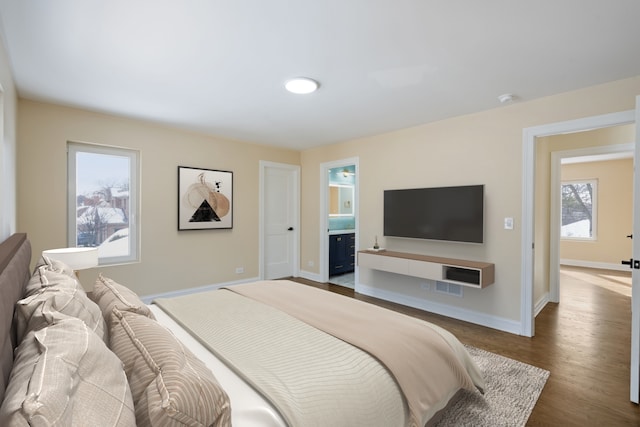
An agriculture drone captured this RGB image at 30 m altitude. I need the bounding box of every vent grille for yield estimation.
[435,281,463,297]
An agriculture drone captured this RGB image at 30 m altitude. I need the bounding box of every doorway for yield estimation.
[259,161,300,280]
[522,109,638,403]
[319,157,359,285]
[548,141,634,303]
[521,110,635,335]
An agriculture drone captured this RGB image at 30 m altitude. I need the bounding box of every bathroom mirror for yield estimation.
[329,184,354,216]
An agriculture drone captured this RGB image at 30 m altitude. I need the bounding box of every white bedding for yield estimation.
[149,282,483,427]
[148,304,287,427]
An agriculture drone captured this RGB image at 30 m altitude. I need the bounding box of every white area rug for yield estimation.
[434,346,550,427]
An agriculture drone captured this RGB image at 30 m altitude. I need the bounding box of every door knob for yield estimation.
[627,234,633,239]
[287,227,294,231]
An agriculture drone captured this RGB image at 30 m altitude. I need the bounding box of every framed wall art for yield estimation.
[178,166,233,230]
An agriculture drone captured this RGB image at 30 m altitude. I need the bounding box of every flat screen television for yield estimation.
[383,185,484,244]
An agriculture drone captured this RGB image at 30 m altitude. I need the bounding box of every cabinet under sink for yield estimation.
[329,233,355,276]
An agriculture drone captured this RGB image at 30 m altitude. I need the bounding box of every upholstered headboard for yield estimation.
[0,233,31,403]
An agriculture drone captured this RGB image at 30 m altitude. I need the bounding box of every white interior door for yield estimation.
[261,162,299,280]
[631,95,640,403]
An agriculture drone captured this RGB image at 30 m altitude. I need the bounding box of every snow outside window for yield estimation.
[67,142,139,265]
[560,179,597,240]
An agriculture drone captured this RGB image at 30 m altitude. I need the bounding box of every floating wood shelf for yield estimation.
[357,250,494,289]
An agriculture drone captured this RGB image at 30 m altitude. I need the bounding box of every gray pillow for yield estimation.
[0,318,136,426]
[15,284,106,343]
[24,256,82,298]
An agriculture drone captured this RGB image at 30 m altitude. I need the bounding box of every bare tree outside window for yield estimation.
[561,180,597,240]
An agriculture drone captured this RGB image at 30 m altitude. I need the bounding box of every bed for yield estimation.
[0,233,485,427]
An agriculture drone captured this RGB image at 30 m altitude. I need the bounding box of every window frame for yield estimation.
[560,179,598,241]
[67,142,140,265]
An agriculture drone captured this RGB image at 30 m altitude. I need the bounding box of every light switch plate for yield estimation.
[504,217,514,230]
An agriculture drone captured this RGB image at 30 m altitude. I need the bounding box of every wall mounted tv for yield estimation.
[383,184,484,244]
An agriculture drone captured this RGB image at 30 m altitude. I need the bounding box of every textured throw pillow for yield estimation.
[24,257,82,298]
[24,265,77,297]
[0,318,136,426]
[40,255,76,276]
[15,284,106,343]
[90,274,155,323]
[109,308,231,427]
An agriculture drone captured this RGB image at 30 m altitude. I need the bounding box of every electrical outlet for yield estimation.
[420,282,430,291]
[235,267,244,274]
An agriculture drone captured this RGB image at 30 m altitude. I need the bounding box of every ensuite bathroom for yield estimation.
[328,164,356,288]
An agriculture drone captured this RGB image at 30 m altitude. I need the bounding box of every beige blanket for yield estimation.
[155,288,407,427]
[228,281,484,427]
[155,280,484,427]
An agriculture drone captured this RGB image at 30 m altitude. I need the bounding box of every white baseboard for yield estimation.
[355,283,522,335]
[298,269,322,283]
[534,292,550,317]
[140,276,261,304]
[560,258,630,272]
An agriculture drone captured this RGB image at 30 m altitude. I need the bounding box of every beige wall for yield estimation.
[560,158,633,264]
[17,100,300,296]
[12,72,640,328]
[0,34,18,240]
[534,125,634,303]
[301,77,640,324]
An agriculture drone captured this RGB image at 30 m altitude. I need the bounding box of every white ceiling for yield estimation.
[1,1,639,150]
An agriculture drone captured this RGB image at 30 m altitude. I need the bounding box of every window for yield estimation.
[560,180,597,240]
[67,142,139,265]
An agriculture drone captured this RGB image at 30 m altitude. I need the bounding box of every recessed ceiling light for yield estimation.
[285,77,319,94]
[498,93,515,104]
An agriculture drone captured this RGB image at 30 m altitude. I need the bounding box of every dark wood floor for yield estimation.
[292,266,640,426]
